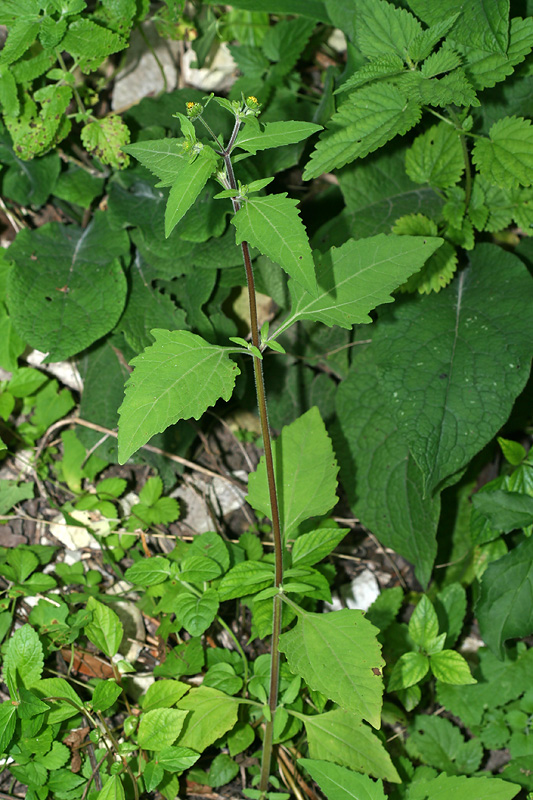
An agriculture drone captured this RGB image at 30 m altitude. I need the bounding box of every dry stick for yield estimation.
[32,415,246,488]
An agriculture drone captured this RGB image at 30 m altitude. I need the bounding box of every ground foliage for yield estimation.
[0,1,533,799]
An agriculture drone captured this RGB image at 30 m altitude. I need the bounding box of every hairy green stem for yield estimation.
[220,117,284,794]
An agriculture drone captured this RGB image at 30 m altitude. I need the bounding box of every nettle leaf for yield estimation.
[334,351,440,587]
[405,773,521,800]
[409,15,460,62]
[177,686,239,751]
[393,216,458,295]
[123,138,186,186]
[336,55,406,94]
[299,759,386,800]
[458,16,533,91]
[3,624,43,691]
[62,18,126,64]
[407,714,483,775]
[420,44,462,79]
[165,146,219,237]
[234,120,322,154]
[476,535,533,658]
[472,116,533,190]
[355,0,422,60]
[398,69,479,108]
[137,708,189,749]
[373,245,533,495]
[117,330,240,463]
[0,20,40,65]
[175,589,219,637]
[6,86,72,159]
[80,114,130,169]
[85,597,123,659]
[408,0,509,55]
[6,213,128,362]
[279,607,384,728]
[247,407,338,537]
[275,234,442,336]
[232,194,317,296]
[405,122,464,188]
[304,84,421,179]
[296,708,400,782]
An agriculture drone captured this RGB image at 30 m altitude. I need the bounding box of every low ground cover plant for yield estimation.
[1,1,533,799]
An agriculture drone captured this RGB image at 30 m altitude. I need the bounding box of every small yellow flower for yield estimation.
[186,101,195,109]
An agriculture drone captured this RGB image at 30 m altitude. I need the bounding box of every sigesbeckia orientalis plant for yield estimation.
[116,93,444,794]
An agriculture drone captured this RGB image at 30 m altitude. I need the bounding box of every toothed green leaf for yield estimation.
[473,116,533,189]
[304,84,421,179]
[118,331,240,463]
[232,193,317,295]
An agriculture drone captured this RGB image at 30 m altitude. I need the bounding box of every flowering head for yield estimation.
[185,101,203,119]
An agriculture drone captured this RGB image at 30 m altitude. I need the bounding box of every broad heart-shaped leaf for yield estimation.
[3,624,44,692]
[472,116,533,190]
[6,212,128,362]
[334,350,440,587]
[123,138,186,186]
[476,535,533,658]
[234,120,322,154]
[117,330,240,463]
[232,194,317,296]
[247,407,338,538]
[175,589,219,636]
[279,607,384,728]
[373,244,533,496]
[303,84,421,180]
[177,686,239,751]
[299,759,386,800]
[273,234,443,337]
[165,146,219,237]
[405,773,520,800]
[294,709,399,782]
